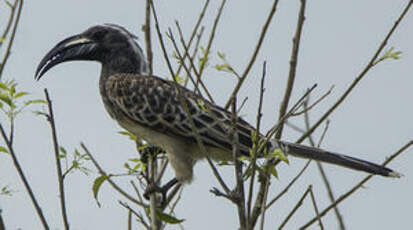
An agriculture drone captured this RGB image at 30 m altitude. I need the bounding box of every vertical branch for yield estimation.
[0,0,24,79]
[0,0,18,48]
[251,1,306,226]
[127,209,132,230]
[225,0,280,109]
[246,62,266,224]
[0,124,49,229]
[44,89,70,230]
[198,0,227,77]
[275,0,306,139]
[147,152,161,230]
[230,97,247,229]
[0,209,5,230]
[144,1,162,229]
[144,0,153,76]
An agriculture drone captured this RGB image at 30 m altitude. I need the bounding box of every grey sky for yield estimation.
[1,0,412,229]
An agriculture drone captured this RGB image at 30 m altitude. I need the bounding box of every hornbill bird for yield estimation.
[35,24,401,194]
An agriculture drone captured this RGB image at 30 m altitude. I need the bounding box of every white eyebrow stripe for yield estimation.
[64,37,92,47]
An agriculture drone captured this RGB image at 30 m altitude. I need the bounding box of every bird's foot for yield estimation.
[144,178,179,206]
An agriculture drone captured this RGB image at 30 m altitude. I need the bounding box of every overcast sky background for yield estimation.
[1,0,412,229]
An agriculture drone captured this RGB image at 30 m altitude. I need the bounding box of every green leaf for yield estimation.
[269,166,278,179]
[25,99,47,106]
[14,92,28,99]
[118,131,137,141]
[32,110,48,117]
[0,93,12,106]
[0,146,8,154]
[266,149,289,164]
[0,82,7,90]
[217,51,226,60]
[173,74,185,84]
[92,175,109,207]
[9,84,16,96]
[154,208,185,224]
[237,155,251,161]
[197,99,210,113]
[4,0,13,8]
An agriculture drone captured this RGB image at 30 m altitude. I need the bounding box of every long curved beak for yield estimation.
[35,34,97,80]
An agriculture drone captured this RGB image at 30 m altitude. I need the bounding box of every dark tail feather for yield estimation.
[270,140,401,178]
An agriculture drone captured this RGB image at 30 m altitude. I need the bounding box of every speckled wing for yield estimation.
[104,74,255,155]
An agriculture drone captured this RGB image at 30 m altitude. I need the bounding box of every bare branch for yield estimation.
[0,123,49,229]
[198,0,227,77]
[297,0,413,144]
[44,89,70,230]
[309,185,325,230]
[0,0,24,79]
[119,201,150,230]
[225,0,281,109]
[80,143,147,208]
[265,160,311,210]
[174,0,210,78]
[303,98,345,229]
[0,0,18,48]
[278,185,312,230]
[275,0,307,139]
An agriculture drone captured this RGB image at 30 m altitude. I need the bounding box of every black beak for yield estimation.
[35,34,97,80]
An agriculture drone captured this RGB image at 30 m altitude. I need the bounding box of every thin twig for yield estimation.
[167,28,211,101]
[230,97,247,229]
[300,140,413,229]
[225,0,281,109]
[309,186,324,230]
[185,26,205,87]
[174,0,210,78]
[80,143,147,208]
[0,123,49,229]
[275,0,307,139]
[297,0,413,144]
[265,160,311,210]
[291,85,334,117]
[173,23,215,102]
[119,201,150,230]
[198,0,227,77]
[0,0,23,79]
[303,97,345,229]
[278,185,312,230]
[0,0,18,48]
[250,84,316,227]
[44,89,70,230]
[150,0,175,77]
[247,62,267,224]
[144,0,153,76]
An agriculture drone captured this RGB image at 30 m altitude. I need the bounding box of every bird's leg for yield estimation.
[144,178,179,206]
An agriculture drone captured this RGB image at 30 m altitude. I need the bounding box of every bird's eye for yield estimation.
[92,30,108,40]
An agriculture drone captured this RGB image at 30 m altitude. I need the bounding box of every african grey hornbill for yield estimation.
[35,24,401,191]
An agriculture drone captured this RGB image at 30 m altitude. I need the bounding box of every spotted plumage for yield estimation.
[35,24,401,183]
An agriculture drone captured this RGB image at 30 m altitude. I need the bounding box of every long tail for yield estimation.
[270,140,402,178]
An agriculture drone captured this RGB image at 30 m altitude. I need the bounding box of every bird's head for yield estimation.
[35,24,147,80]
